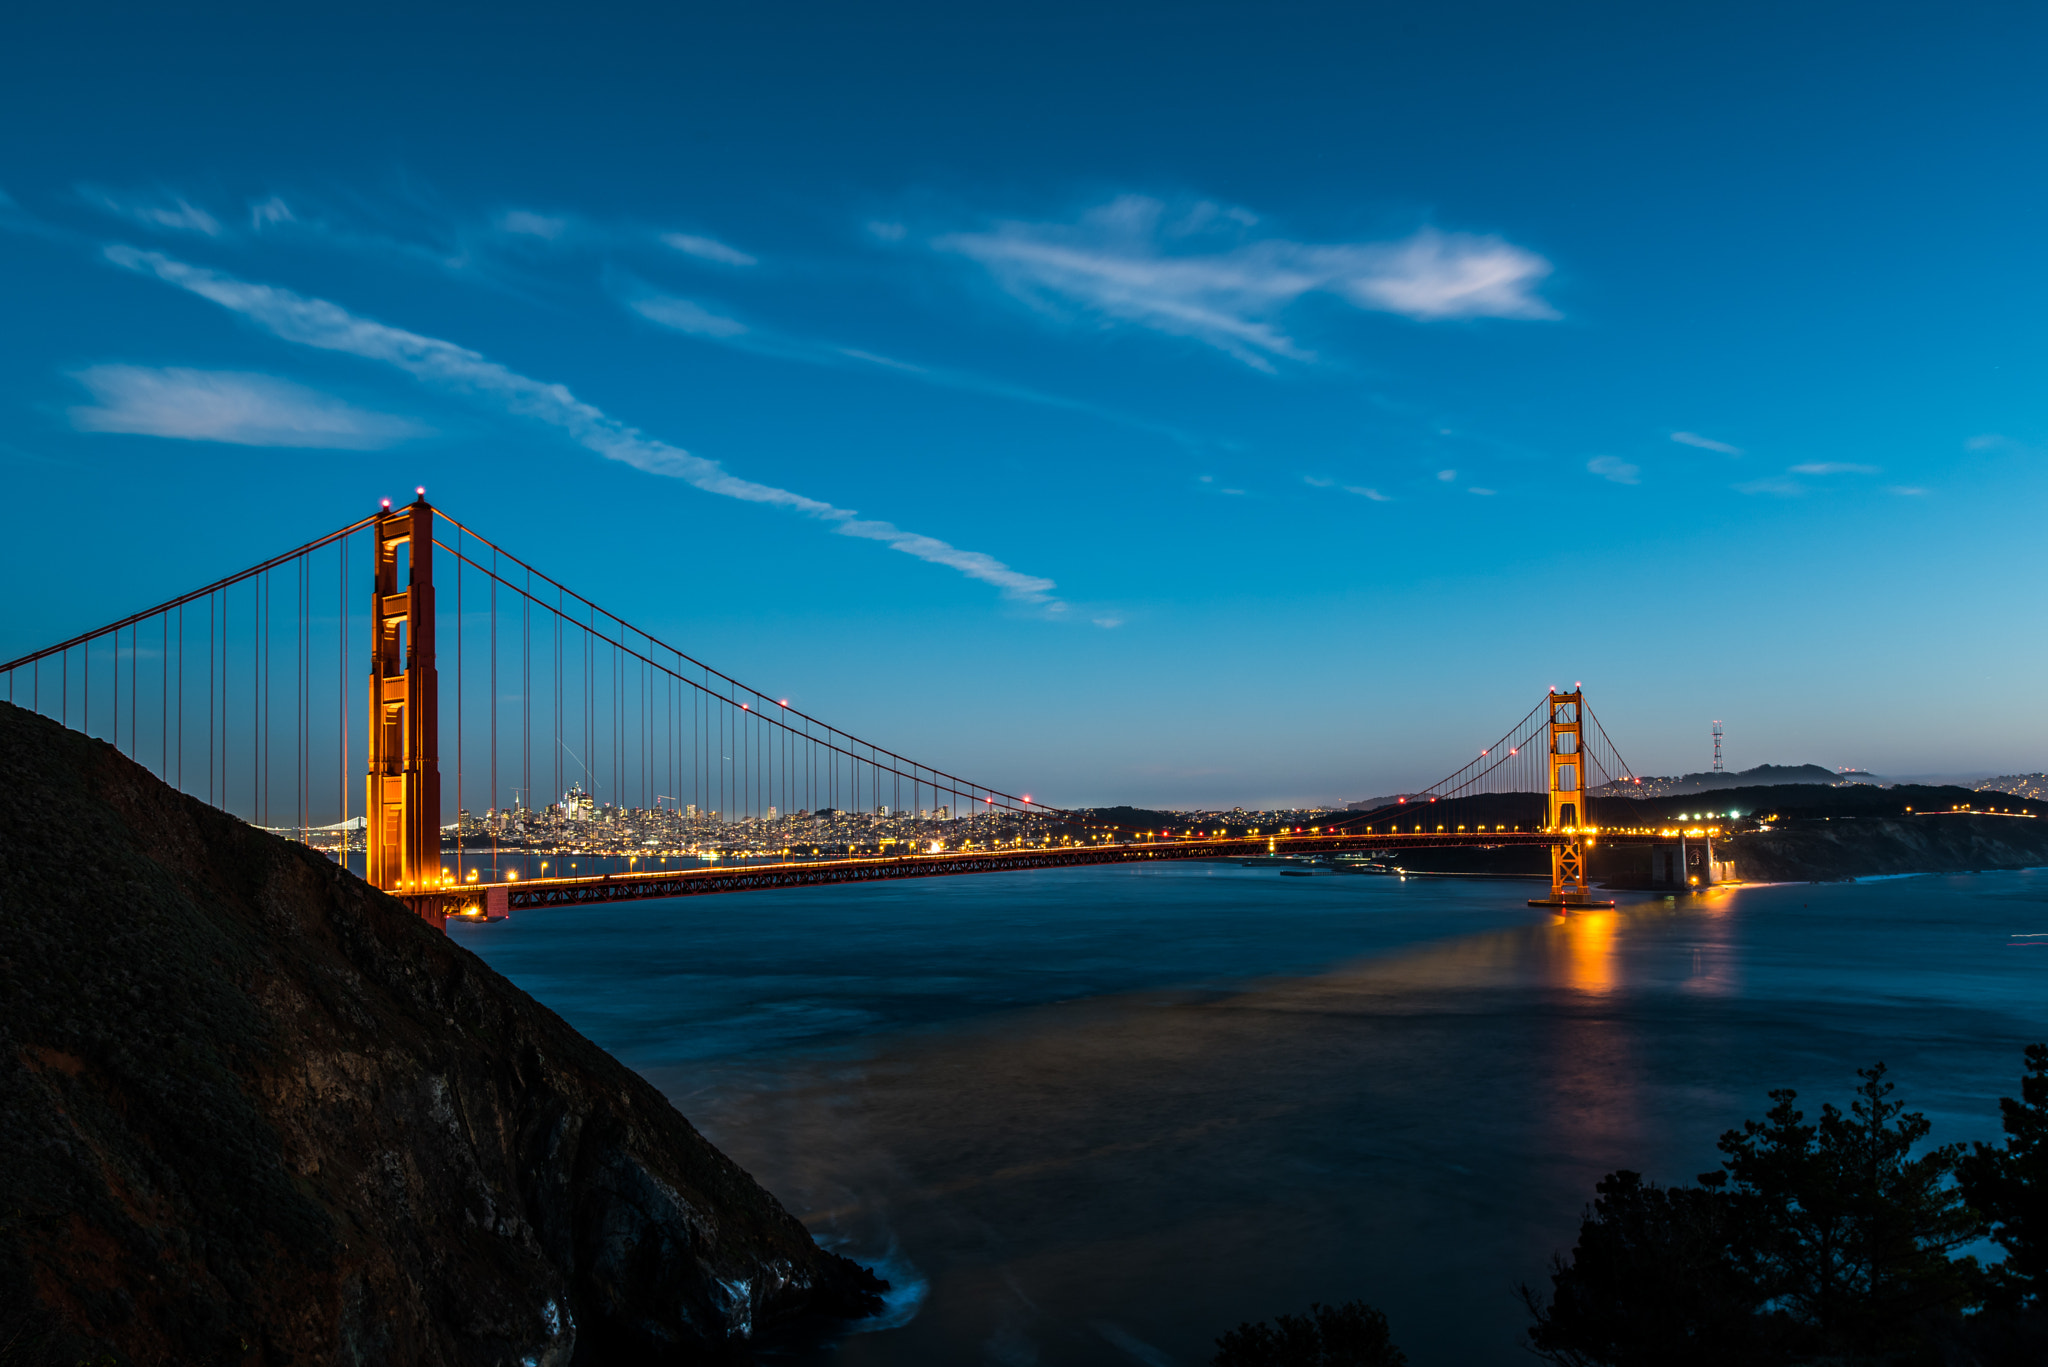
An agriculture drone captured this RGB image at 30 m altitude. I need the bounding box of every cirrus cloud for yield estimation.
[1587,456,1640,484]
[1671,430,1741,455]
[1736,476,1804,496]
[1789,462,1879,475]
[661,232,757,266]
[81,186,222,237]
[934,196,1557,371]
[628,292,747,338]
[500,210,568,240]
[68,365,422,448]
[103,245,1064,609]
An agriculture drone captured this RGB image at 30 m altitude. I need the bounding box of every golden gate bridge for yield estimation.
[0,494,1716,926]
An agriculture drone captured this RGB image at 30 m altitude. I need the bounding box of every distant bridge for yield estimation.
[1,494,1716,922]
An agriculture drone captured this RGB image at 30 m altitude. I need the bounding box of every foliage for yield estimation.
[1959,1042,2048,1309]
[1526,1061,1983,1366]
[1521,1171,1771,1367]
[1705,1063,1978,1354]
[1211,1301,1407,1367]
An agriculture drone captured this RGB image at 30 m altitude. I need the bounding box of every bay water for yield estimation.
[450,863,2048,1365]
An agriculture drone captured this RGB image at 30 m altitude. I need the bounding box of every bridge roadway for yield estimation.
[405,825,1712,922]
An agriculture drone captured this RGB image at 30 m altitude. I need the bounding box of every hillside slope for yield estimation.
[0,701,881,1365]
[1722,815,2048,882]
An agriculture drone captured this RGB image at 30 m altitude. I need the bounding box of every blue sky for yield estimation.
[3,0,2045,806]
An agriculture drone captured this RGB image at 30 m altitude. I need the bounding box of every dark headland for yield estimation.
[0,700,882,1365]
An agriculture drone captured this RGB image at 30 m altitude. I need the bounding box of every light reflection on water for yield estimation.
[1563,907,1618,994]
[452,864,2048,1366]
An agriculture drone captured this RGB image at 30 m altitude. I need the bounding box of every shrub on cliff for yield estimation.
[1959,1043,2048,1310]
[1517,1171,1767,1366]
[1702,1063,1979,1354]
[1211,1300,1407,1366]
[1526,1060,2001,1366]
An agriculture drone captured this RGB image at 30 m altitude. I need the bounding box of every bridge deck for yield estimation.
[404,826,1711,921]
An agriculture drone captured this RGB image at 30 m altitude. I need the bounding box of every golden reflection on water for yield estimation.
[1559,909,1618,995]
[1682,889,1740,996]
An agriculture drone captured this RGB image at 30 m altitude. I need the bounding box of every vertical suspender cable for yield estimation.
[176,603,183,793]
[490,545,498,880]
[456,525,464,872]
[523,571,531,820]
[206,596,213,805]
[254,574,262,825]
[554,584,562,808]
[297,555,305,842]
[338,537,347,867]
[585,606,593,809]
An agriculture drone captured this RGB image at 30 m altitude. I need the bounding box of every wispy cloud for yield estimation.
[1885,485,1930,496]
[1345,485,1391,502]
[500,210,568,240]
[81,186,221,237]
[612,272,1201,446]
[1671,430,1741,455]
[249,196,295,229]
[934,196,1556,370]
[1965,432,2045,457]
[839,348,927,373]
[1736,476,1804,496]
[1587,455,1640,484]
[1789,461,1878,475]
[1469,487,1496,496]
[68,366,421,448]
[105,245,1063,608]
[1436,469,1457,481]
[629,292,748,338]
[661,232,757,267]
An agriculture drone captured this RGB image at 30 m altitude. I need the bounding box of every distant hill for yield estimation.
[1345,793,1440,811]
[1596,763,1848,797]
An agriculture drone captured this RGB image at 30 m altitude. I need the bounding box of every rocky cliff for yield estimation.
[0,701,882,1365]
[1723,814,2048,881]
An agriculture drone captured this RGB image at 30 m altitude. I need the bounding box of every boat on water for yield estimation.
[1328,856,1406,876]
[1237,854,1407,876]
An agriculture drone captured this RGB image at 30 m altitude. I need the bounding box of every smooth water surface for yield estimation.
[452,865,2048,1365]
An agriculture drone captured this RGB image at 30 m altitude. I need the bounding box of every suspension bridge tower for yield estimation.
[1539,688,1607,907]
[365,495,443,894]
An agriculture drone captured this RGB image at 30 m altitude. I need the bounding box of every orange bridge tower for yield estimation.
[365,495,443,896]
[1544,689,1598,905]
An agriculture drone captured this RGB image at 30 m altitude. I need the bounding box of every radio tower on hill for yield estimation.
[1713,720,1724,773]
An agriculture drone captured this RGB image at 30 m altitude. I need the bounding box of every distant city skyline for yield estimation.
[3,0,2045,807]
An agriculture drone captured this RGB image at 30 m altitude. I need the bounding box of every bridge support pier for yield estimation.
[1648,834,1721,891]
